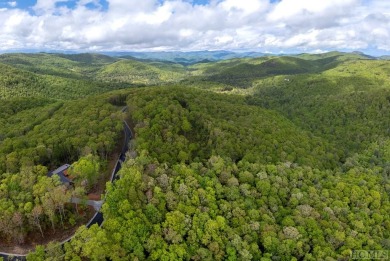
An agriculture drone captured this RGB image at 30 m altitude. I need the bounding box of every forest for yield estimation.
[0,52,389,260]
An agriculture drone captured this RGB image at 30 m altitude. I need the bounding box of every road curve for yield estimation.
[0,107,133,261]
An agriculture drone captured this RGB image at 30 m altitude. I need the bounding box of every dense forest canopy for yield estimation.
[0,52,389,260]
[0,92,125,247]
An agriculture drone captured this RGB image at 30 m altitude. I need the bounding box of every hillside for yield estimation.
[246,59,390,157]
[125,87,338,168]
[54,53,118,64]
[0,55,128,100]
[96,59,187,85]
[0,53,188,93]
[295,51,373,61]
[0,53,93,79]
[185,55,360,88]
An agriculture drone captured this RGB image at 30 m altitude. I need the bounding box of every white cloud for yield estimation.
[219,0,268,15]
[268,0,358,21]
[134,3,173,25]
[107,0,157,13]
[8,1,17,7]
[0,0,388,54]
[34,0,62,13]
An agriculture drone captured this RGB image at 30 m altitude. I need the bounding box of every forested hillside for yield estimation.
[95,60,187,85]
[0,91,124,250]
[0,52,389,260]
[246,60,390,163]
[0,62,121,100]
[0,53,187,97]
[58,87,389,261]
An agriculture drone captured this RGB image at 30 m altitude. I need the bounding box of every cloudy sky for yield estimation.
[0,0,389,55]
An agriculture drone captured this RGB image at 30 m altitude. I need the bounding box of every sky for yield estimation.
[0,0,389,55]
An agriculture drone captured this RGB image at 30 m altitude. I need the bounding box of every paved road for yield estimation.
[70,198,104,212]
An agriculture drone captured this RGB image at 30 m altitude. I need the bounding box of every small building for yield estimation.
[48,164,73,186]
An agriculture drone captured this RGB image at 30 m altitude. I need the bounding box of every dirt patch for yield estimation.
[0,206,95,255]
[88,193,101,200]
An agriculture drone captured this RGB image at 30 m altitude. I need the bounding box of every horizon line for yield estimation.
[0,49,388,58]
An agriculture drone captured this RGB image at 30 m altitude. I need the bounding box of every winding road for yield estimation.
[0,107,133,261]
[70,198,103,212]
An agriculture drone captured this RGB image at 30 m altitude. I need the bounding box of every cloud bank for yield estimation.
[0,0,389,54]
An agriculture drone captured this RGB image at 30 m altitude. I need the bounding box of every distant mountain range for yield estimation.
[103,50,387,64]
[101,50,267,64]
[1,49,388,65]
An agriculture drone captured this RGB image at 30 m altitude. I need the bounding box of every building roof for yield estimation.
[52,164,71,174]
[48,164,72,184]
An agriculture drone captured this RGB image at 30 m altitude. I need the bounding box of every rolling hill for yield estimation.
[96,59,187,85]
[184,54,374,88]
